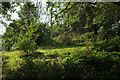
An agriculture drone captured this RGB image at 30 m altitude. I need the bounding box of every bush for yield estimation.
[94,36,120,52]
[62,51,120,79]
[2,27,16,51]
[16,35,37,54]
[72,32,94,43]
[2,50,120,79]
[2,41,12,51]
[53,33,73,45]
[16,24,38,54]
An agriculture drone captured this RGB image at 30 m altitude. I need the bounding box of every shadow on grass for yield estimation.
[40,42,87,50]
[2,58,63,80]
[34,52,44,55]
[2,51,120,79]
[52,43,87,49]
[46,53,59,59]
[33,52,45,58]
[33,52,60,59]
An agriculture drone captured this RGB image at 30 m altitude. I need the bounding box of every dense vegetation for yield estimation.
[1,1,120,79]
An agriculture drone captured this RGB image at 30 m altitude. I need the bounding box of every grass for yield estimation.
[3,43,88,63]
[2,51,24,73]
[2,42,120,79]
[2,43,89,79]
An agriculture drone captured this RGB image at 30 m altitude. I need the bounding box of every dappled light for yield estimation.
[1,1,120,80]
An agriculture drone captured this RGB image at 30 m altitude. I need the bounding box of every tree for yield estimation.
[2,2,51,51]
[16,22,38,54]
[2,2,39,51]
[46,2,120,43]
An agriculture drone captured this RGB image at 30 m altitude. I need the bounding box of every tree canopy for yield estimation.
[1,2,120,51]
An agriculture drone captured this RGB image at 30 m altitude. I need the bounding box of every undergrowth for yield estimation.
[2,42,120,79]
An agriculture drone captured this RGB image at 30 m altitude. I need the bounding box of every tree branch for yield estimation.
[55,2,79,17]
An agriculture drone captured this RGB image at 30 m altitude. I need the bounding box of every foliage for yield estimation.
[2,46,120,79]
[2,2,44,51]
[35,23,51,46]
[94,36,120,52]
[62,51,120,79]
[2,27,15,51]
[16,23,38,54]
[1,2,120,79]
[46,2,120,38]
[53,32,73,45]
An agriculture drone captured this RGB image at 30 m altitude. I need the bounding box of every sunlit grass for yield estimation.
[2,44,90,64]
[2,51,24,72]
[2,43,92,79]
[2,44,88,70]
[37,46,87,55]
[2,41,120,79]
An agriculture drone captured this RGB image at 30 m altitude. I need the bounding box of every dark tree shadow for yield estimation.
[52,43,87,49]
[2,57,63,80]
[2,53,120,79]
[46,53,58,59]
[33,52,45,58]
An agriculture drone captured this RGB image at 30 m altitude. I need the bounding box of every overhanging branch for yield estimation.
[55,2,79,17]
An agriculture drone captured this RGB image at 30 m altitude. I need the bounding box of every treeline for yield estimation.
[1,2,120,52]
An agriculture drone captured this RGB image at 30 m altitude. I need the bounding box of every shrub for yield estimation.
[62,51,120,79]
[94,36,120,52]
[2,50,120,79]
[53,33,73,45]
[16,23,39,54]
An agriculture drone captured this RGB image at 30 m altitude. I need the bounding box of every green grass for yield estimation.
[2,42,120,79]
[2,44,87,64]
[2,51,24,73]
[2,43,89,79]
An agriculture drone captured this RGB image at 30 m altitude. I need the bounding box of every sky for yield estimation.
[0,24,5,35]
[0,5,20,35]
